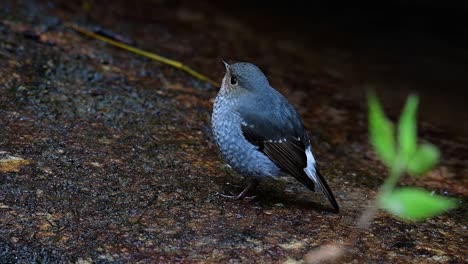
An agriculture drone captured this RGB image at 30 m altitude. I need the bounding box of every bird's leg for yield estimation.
[218,179,259,200]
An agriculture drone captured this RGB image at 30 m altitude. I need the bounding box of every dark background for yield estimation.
[9,0,467,134]
[222,0,468,137]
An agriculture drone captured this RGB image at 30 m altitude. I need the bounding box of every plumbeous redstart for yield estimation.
[211,61,339,211]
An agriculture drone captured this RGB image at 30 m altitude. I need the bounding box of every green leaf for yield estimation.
[368,92,396,166]
[379,187,457,221]
[407,144,440,176]
[398,95,419,162]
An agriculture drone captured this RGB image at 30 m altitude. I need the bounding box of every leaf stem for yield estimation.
[357,155,405,229]
[381,156,406,196]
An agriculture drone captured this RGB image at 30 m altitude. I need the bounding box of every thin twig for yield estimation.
[66,23,220,88]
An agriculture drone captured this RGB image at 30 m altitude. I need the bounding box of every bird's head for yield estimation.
[221,61,270,95]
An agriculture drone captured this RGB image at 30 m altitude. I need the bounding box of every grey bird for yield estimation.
[211,61,339,212]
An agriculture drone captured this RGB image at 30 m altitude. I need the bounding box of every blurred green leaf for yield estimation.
[407,144,440,176]
[379,187,457,221]
[398,95,418,162]
[368,93,396,166]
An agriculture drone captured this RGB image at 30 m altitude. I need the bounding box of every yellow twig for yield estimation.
[67,23,220,88]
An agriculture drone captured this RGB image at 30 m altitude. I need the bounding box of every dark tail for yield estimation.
[314,166,339,212]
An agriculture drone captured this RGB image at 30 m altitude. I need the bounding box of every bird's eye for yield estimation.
[230,76,238,85]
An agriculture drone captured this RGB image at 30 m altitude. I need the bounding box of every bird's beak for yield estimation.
[222,60,230,72]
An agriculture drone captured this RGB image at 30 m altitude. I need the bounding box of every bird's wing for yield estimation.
[241,125,311,187]
[239,100,339,211]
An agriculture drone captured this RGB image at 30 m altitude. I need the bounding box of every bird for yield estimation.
[211,61,339,212]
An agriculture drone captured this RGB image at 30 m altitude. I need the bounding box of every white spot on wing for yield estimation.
[304,146,322,191]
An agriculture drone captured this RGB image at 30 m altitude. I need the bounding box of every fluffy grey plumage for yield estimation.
[211,61,339,211]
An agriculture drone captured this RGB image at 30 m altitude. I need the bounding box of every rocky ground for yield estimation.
[0,1,466,263]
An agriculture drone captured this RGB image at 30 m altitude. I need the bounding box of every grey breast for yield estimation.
[211,93,281,178]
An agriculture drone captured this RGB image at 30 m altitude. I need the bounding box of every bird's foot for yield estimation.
[216,191,256,200]
[217,180,259,200]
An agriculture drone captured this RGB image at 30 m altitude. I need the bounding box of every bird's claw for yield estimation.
[215,192,256,200]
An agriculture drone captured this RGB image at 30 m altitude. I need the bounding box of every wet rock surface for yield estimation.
[0,1,466,263]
